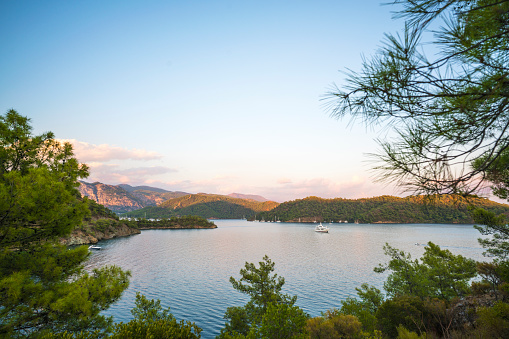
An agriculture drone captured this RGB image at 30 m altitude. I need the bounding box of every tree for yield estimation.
[339,283,384,333]
[472,207,509,259]
[326,0,509,197]
[218,255,307,338]
[0,110,130,337]
[375,295,428,338]
[110,293,202,339]
[374,244,429,299]
[421,242,477,299]
[305,311,364,339]
[375,242,477,300]
[473,147,509,201]
[256,302,308,339]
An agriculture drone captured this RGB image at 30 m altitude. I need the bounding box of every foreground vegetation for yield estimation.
[3,108,509,338]
[4,0,509,335]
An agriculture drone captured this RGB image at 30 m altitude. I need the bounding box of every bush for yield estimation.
[306,313,363,339]
[474,301,509,338]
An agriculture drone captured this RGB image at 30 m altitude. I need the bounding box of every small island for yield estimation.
[133,215,217,230]
[62,200,216,246]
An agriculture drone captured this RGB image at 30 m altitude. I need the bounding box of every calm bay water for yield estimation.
[85,220,487,338]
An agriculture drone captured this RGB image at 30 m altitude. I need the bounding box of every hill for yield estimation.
[228,193,269,202]
[122,193,279,219]
[78,181,189,214]
[118,184,171,193]
[61,199,141,245]
[254,195,509,224]
[62,199,217,245]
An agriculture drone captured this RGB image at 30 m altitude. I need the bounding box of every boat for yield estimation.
[88,245,102,250]
[314,223,329,233]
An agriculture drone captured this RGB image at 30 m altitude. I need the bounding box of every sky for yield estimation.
[0,0,410,202]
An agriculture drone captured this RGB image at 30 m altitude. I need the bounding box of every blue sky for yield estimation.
[1,0,408,202]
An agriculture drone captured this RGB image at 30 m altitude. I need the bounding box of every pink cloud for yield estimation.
[61,139,162,162]
[85,163,177,185]
[235,176,400,202]
[142,176,400,203]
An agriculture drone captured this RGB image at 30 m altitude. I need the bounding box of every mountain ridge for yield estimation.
[122,193,279,219]
[78,181,272,215]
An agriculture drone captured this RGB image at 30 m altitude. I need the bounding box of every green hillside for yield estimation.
[122,193,279,219]
[255,195,509,224]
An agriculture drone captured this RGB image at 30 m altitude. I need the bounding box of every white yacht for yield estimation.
[314,223,329,233]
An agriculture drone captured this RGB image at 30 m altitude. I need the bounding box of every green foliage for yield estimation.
[85,199,119,221]
[396,325,427,339]
[229,255,296,314]
[0,245,130,337]
[474,301,509,338]
[92,218,117,232]
[218,256,307,338]
[472,147,509,202]
[473,207,509,259]
[339,284,384,333]
[375,242,477,300]
[124,194,278,220]
[256,194,509,224]
[0,110,130,337]
[375,296,427,338]
[326,0,509,197]
[421,242,477,300]
[110,293,202,338]
[306,312,364,339]
[134,215,216,229]
[256,302,308,339]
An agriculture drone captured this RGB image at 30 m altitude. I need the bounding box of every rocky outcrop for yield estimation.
[79,182,145,213]
[78,181,190,214]
[61,222,141,245]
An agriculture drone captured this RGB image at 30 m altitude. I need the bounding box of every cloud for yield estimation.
[259,177,399,202]
[116,166,177,176]
[85,163,177,185]
[145,176,240,195]
[61,139,162,162]
[277,178,292,184]
[140,176,399,203]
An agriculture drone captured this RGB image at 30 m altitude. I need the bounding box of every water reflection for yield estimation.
[86,221,486,339]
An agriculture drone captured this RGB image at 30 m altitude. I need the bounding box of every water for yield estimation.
[85,220,487,338]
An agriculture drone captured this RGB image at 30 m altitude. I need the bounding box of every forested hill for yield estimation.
[122,193,279,219]
[255,195,509,224]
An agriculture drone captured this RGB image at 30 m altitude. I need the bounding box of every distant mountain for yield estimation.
[78,181,189,214]
[118,184,170,193]
[255,194,509,224]
[228,193,269,202]
[129,189,190,206]
[79,181,144,214]
[122,193,279,219]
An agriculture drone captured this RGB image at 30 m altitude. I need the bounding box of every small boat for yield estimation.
[88,245,102,250]
[314,223,329,233]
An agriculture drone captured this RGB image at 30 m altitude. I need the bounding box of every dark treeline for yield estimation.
[123,201,258,220]
[135,215,217,229]
[123,194,278,220]
[255,195,509,224]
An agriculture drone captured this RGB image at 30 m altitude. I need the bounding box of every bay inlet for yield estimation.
[85,220,487,338]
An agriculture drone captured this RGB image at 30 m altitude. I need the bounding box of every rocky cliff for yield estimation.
[79,181,144,213]
[62,221,141,245]
[78,181,189,214]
